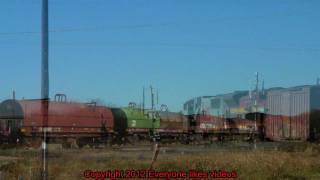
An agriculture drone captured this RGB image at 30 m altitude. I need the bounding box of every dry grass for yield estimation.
[1,143,320,180]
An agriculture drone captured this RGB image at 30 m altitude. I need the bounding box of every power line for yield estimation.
[1,40,320,52]
[0,12,297,36]
[0,22,177,36]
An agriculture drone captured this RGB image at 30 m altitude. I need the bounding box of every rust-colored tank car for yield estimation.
[0,99,114,137]
[265,85,320,141]
[157,111,189,133]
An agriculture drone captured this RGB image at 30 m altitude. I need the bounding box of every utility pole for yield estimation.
[254,72,259,130]
[149,86,159,152]
[255,72,259,94]
[41,0,49,179]
[262,80,265,96]
[150,86,155,140]
[142,87,145,113]
[12,90,16,100]
[150,86,154,111]
[156,89,159,105]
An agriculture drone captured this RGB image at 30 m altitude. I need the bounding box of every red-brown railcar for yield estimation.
[0,99,114,138]
[158,111,189,134]
[194,114,225,133]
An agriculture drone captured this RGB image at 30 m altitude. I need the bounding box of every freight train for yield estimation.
[0,99,259,147]
[0,85,319,147]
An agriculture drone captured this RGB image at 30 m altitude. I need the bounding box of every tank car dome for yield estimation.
[0,99,24,120]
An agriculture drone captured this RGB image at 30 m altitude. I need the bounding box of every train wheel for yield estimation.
[31,138,42,149]
[179,134,189,145]
[112,136,125,146]
[76,140,83,149]
[76,138,90,148]
[217,134,225,142]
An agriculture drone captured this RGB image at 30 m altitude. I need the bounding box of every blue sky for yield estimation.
[1,0,320,111]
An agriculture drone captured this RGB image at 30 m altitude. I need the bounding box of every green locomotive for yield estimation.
[111,107,160,141]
